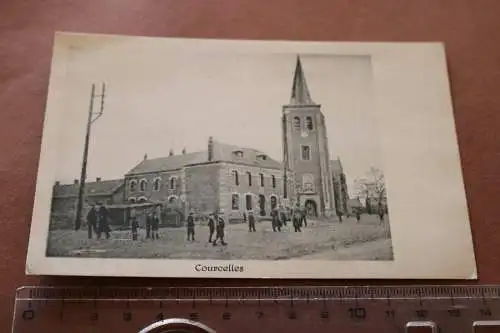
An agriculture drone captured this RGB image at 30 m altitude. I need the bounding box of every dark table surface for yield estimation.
[1,0,500,331]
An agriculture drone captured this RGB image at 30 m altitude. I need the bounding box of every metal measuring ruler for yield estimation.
[11,286,500,333]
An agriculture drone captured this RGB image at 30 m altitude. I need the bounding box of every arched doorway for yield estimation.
[305,199,318,217]
[259,194,266,216]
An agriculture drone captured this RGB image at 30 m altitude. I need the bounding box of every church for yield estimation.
[282,56,342,217]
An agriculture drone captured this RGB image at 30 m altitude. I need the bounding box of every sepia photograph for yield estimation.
[26,33,477,278]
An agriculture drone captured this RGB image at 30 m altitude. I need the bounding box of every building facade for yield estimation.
[282,56,335,217]
[124,137,293,222]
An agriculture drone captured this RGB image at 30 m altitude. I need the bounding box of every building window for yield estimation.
[139,179,147,192]
[232,170,239,186]
[305,116,314,130]
[169,177,177,190]
[153,177,161,191]
[293,116,301,131]
[272,175,276,188]
[128,197,136,203]
[168,196,177,204]
[232,194,240,210]
[129,180,137,192]
[247,172,252,186]
[301,145,311,160]
[259,173,264,187]
[233,150,243,158]
[270,195,277,210]
[302,174,315,193]
[245,194,253,210]
[137,196,147,203]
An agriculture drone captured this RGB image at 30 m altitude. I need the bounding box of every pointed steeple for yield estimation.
[290,56,315,105]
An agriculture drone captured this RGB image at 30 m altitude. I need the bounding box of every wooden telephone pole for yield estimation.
[74,83,106,236]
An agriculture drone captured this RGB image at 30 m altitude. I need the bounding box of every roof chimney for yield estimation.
[96,177,101,182]
[54,181,60,186]
[182,147,186,155]
[169,149,174,156]
[208,136,214,161]
[74,179,79,184]
[144,153,148,160]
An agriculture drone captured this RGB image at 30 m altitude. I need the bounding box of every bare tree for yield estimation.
[353,167,386,213]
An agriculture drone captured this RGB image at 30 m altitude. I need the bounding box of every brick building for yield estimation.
[50,178,125,228]
[124,137,294,221]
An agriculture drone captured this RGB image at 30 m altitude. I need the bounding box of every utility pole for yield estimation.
[74,83,106,237]
[282,113,288,200]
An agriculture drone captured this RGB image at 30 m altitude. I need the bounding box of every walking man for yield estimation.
[280,207,287,227]
[213,210,227,246]
[208,213,216,242]
[86,203,98,239]
[131,216,139,241]
[97,202,111,239]
[356,209,361,223]
[378,204,385,222]
[300,205,308,227]
[248,211,256,232]
[292,208,302,232]
[151,211,160,240]
[271,208,281,232]
[336,210,343,223]
[187,211,195,241]
[145,212,152,239]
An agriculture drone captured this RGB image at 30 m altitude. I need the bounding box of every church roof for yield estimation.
[289,56,315,106]
[53,179,124,198]
[126,140,282,175]
[330,159,344,173]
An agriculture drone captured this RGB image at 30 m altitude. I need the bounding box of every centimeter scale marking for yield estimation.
[12,286,500,333]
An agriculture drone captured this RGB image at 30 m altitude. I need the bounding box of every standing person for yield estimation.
[292,207,302,232]
[243,212,247,223]
[97,202,111,239]
[145,212,152,239]
[336,210,343,223]
[248,211,256,232]
[131,215,139,241]
[86,204,98,239]
[186,211,195,241]
[300,206,308,227]
[378,204,385,222]
[208,213,216,243]
[355,209,361,223]
[280,207,287,227]
[271,208,281,232]
[213,210,227,246]
[151,211,160,240]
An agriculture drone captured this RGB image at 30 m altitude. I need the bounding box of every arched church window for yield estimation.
[293,116,301,131]
[301,145,311,160]
[306,116,314,130]
[271,175,276,188]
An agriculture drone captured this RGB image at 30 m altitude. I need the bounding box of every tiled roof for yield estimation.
[53,179,124,198]
[127,140,282,175]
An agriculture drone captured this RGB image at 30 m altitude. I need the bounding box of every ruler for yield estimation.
[11,286,500,333]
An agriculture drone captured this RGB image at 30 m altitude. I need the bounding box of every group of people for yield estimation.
[131,211,160,241]
[244,205,308,233]
[186,210,227,246]
[86,202,112,239]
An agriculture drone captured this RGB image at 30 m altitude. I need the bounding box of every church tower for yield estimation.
[282,56,334,217]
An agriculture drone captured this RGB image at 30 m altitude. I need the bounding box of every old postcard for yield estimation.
[25,33,477,278]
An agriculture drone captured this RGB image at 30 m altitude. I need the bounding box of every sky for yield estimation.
[51,36,382,196]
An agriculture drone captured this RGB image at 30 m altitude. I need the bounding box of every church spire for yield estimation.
[290,55,314,105]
